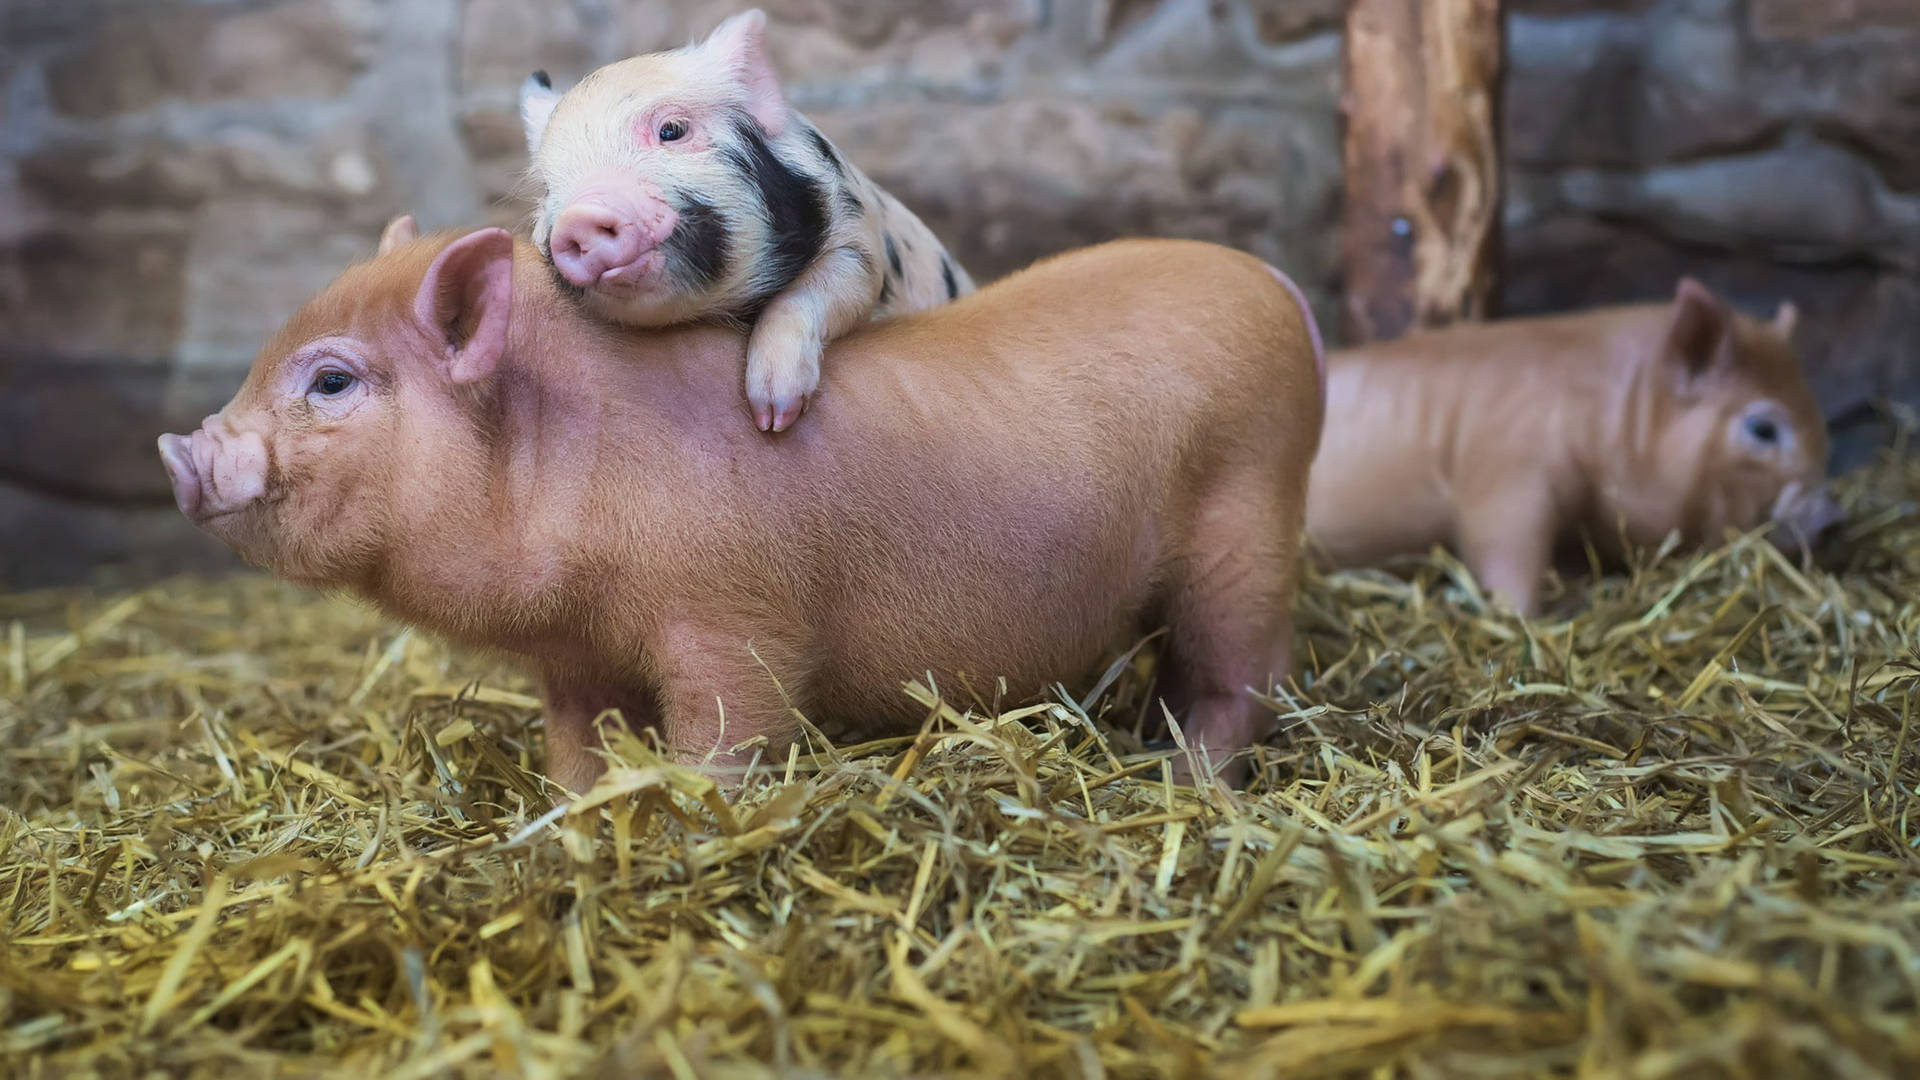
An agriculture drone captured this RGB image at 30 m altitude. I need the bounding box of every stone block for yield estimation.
[622,0,1040,92]
[1751,0,1920,38]
[1539,137,1919,267]
[1507,7,1779,169]
[177,197,393,367]
[45,0,378,117]
[0,356,237,502]
[810,94,1340,292]
[0,484,239,590]
[457,0,602,95]
[0,219,190,358]
[1243,0,1346,43]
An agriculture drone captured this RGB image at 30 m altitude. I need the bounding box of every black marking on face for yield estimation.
[724,115,828,297]
[807,126,844,179]
[885,233,902,278]
[531,69,551,89]
[839,188,864,218]
[878,275,894,306]
[665,194,730,291]
[942,257,959,300]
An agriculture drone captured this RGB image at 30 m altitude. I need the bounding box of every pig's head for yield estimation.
[158,223,514,587]
[519,9,816,328]
[1613,278,1840,556]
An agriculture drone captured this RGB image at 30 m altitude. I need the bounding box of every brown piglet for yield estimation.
[1307,279,1840,617]
[159,229,1324,791]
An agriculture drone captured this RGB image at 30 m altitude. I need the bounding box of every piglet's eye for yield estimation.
[658,118,690,142]
[1745,415,1780,445]
[311,370,355,396]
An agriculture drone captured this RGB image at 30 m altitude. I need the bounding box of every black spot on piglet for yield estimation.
[665,194,730,290]
[807,127,845,179]
[724,115,827,296]
[942,257,959,301]
[530,70,551,89]
[839,188,864,218]
[885,234,902,277]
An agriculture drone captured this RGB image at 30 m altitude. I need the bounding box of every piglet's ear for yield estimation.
[1665,277,1728,386]
[521,71,562,156]
[702,9,786,136]
[377,214,419,256]
[414,228,515,385]
[1772,300,1799,339]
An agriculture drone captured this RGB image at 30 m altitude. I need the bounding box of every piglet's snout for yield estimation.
[156,420,270,523]
[549,190,677,289]
[1767,484,1845,553]
[157,433,201,518]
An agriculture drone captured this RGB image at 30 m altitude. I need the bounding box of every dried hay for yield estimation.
[4,454,1919,1079]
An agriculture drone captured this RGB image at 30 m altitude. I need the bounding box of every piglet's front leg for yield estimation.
[1457,481,1559,619]
[651,622,809,781]
[746,245,883,432]
[539,675,658,796]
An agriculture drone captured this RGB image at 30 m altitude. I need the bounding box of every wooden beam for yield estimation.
[1340,0,1505,343]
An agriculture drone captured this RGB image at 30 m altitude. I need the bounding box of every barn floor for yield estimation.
[3,455,1918,1080]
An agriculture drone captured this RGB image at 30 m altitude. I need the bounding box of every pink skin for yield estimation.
[158,419,268,522]
[1768,483,1845,555]
[548,174,680,294]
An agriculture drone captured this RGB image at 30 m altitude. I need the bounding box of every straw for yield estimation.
[2,453,1918,1078]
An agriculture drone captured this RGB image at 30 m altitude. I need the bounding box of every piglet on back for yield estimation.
[521,9,973,432]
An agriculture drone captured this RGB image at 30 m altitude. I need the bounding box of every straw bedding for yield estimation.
[3,453,1918,1079]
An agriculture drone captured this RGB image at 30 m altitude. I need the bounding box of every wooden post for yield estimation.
[1340,0,1505,343]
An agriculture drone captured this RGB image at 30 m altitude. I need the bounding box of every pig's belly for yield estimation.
[1306,471,1456,567]
[804,495,1164,728]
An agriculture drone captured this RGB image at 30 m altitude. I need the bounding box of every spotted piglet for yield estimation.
[519,9,974,431]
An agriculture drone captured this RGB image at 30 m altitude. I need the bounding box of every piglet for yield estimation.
[1307,279,1841,616]
[520,9,973,432]
[159,227,1323,791]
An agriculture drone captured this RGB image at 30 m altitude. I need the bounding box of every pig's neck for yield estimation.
[1581,308,1686,521]
[379,263,701,655]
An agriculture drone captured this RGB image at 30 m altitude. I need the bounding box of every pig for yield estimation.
[1306,278,1841,617]
[518,9,975,433]
[158,225,1324,792]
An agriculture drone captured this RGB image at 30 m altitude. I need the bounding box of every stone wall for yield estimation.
[1,0,1914,586]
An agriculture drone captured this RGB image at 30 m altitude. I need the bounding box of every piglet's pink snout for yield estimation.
[157,421,269,523]
[157,433,200,518]
[549,193,677,288]
[1767,484,1845,553]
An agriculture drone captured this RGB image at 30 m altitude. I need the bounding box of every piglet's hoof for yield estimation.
[1145,739,1253,790]
[754,392,809,433]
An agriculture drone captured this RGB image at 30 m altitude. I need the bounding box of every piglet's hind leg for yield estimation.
[1160,490,1303,787]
